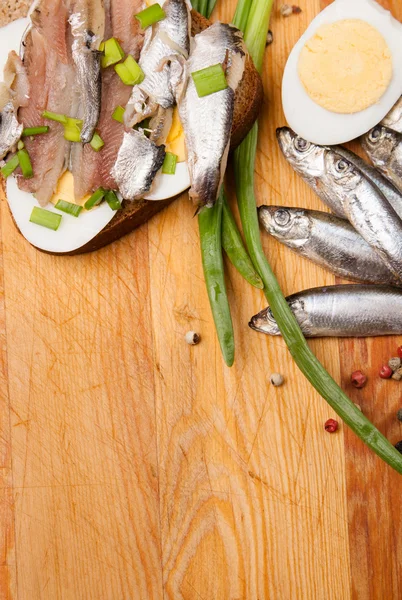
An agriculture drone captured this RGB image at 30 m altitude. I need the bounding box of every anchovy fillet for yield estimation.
[381,96,402,133]
[250,285,402,338]
[112,129,166,200]
[277,127,402,282]
[177,22,246,207]
[361,125,402,195]
[258,206,401,287]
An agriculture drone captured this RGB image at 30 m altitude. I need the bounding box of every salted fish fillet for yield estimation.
[177,22,246,207]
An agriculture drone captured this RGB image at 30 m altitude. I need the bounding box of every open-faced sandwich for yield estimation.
[0,0,262,254]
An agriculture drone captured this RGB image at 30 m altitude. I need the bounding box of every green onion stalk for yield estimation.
[233,0,402,473]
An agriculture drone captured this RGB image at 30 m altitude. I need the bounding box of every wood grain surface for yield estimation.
[0,0,401,598]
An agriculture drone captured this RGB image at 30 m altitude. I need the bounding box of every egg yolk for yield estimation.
[298,19,393,114]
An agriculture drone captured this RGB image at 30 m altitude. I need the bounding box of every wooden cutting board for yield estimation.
[0,0,401,598]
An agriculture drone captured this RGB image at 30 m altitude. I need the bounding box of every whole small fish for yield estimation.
[250,285,402,338]
[258,206,401,287]
[333,145,402,220]
[112,129,165,200]
[0,103,22,160]
[381,95,402,133]
[277,127,402,282]
[69,0,105,143]
[361,125,402,194]
[177,23,246,207]
[124,0,191,130]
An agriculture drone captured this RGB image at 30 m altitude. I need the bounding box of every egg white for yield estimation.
[0,18,190,253]
[282,0,402,145]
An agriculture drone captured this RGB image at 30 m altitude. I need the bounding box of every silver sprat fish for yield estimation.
[381,96,402,133]
[0,51,30,159]
[177,23,246,207]
[361,125,402,194]
[333,144,402,220]
[277,127,402,282]
[249,285,402,338]
[0,103,23,160]
[112,129,165,200]
[258,206,401,287]
[124,0,191,130]
[69,0,105,143]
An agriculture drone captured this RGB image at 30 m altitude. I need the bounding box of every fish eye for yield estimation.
[335,158,350,174]
[294,137,310,152]
[274,209,291,226]
[368,127,382,143]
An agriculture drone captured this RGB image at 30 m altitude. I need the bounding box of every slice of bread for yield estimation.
[0,0,30,28]
[4,9,264,255]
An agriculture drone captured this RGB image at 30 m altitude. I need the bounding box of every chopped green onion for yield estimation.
[112,106,126,123]
[1,155,19,179]
[17,148,33,179]
[22,126,50,137]
[101,37,125,68]
[30,207,62,231]
[191,64,228,98]
[63,117,83,142]
[17,140,25,151]
[105,190,122,211]
[99,41,105,52]
[162,152,177,175]
[90,132,105,152]
[115,55,145,86]
[55,199,83,217]
[42,110,68,124]
[84,187,106,210]
[135,4,166,29]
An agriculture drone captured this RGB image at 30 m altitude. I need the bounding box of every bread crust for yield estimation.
[6,10,264,255]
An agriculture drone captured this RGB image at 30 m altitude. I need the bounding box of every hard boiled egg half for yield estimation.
[282,0,402,145]
[0,18,190,254]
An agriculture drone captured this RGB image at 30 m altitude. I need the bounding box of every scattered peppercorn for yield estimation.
[292,5,302,13]
[397,346,402,359]
[397,408,402,422]
[270,372,284,387]
[380,365,393,379]
[351,370,367,389]
[388,357,401,372]
[325,419,338,433]
[266,30,274,46]
[392,367,402,381]
[280,4,301,16]
[185,331,201,345]
[395,440,402,454]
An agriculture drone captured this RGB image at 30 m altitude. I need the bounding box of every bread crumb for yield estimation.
[0,0,31,28]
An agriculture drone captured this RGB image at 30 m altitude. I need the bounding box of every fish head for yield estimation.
[258,206,310,248]
[361,125,399,167]
[249,307,280,335]
[276,127,325,178]
[323,151,363,193]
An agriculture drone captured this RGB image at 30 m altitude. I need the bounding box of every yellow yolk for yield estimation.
[298,19,393,114]
[50,171,90,207]
[165,107,186,162]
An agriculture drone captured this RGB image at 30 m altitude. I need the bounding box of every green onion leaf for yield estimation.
[90,132,105,152]
[42,110,68,124]
[112,106,126,123]
[63,117,83,142]
[101,37,125,68]
[115,55,145,86]
[17,148,33,179]
[17,140,25,151]
[84,187,106,210]
[99,41,105,52]
[105,190,122,211]
[30,207,62,231]
[162,152,177,175]
[22,126,50,137]
[1,155,19,179]
[135,4,166,29]
[55,199,83,217]
[191,64,228,98]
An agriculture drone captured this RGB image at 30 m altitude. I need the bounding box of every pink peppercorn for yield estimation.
[325,419,338,433]
[379,365,393,379]
[351,370,367,389]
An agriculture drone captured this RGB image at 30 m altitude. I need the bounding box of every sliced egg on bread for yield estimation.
[282,0,402,145]
[0,18,190,253]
